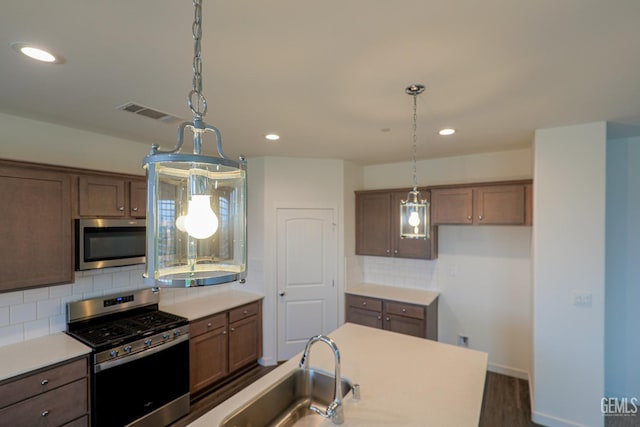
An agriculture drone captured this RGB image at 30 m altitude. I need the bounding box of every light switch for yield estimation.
[572,291,592,308]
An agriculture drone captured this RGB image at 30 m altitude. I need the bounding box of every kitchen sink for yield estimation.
[220,368,354,427]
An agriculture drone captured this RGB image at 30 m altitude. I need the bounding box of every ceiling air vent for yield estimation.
[117,102,183,125]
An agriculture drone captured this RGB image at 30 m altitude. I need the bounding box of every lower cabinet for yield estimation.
[189,300,263,397]
[0,356,90,427]
[345,294,438,340]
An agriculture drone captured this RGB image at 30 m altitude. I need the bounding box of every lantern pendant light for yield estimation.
[400,84,430,239]
[142,0,247,287]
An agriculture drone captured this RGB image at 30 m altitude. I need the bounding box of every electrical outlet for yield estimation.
[572,291,592,308]
[458,335,469,347]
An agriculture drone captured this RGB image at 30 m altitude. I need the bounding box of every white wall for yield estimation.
[532,122,606,427]
[605,136,640,400]
[360,149,533,379]
[0,112,149,176]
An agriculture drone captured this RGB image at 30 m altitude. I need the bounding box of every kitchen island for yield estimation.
[188,322,488,427]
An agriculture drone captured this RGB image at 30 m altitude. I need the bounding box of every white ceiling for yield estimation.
[2,0,640,165]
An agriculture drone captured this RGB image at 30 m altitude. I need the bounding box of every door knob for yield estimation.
[279,291,286,296]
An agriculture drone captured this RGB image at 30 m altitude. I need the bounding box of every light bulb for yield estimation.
[175,215,187,232]
[183,195,219,239]
[408,211,421,227]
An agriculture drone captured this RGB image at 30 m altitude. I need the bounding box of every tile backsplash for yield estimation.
[361,256,437,290]
[0,265,228,348]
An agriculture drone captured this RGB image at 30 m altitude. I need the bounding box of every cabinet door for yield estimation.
[392,191,437,259]
[228,315,259,373]
[431,187,473,225]
[383,314,425,338]
[355,192,392,256]
[0,165,73,291]
[189,326,228,395]
[78,176,126,217]
[129,180,146,218]
[474,185,525,224]
[346,307,383,329]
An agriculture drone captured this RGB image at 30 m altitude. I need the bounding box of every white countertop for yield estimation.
[162,289,263,321]
[346,283,440,306]
[0,333,92,382]
[189,322,487,427]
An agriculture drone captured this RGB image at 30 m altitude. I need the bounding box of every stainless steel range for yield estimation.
[66,288,190,427]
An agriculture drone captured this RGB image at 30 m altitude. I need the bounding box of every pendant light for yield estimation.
[143,0,247,287]
[400,84,430,239]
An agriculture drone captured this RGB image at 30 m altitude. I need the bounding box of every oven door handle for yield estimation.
[95,334,189,373]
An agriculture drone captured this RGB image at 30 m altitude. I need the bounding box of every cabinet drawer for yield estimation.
[384,301,425,320]
[229,302,259,323]
[0,357,87,409]
[62,415,89,427]
[0,377,88,427]
[346,294,382,312]
[191,313,227,338]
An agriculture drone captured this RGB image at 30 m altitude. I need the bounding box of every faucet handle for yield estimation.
[352,383,361,401]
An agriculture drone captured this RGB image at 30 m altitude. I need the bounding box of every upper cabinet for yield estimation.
[78,175,146,218]
[0,161,73,292]
[431,182,531,226]
[356,189,437,260]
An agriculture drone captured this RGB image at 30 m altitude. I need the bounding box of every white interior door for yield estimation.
[276,208,338,361]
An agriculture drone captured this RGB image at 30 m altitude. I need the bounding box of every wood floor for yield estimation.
[172,368,545,426]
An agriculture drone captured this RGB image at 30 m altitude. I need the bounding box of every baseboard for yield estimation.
[487,362,529,380]
[532,410,588,427]
[259,356,277,367]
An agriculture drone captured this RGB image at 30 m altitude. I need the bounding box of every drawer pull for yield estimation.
[386,317,390,321]
[362,302,367,306]
[467,215,472,220]
[207,322,212,327]
[132,207,139,212]
[377,315,381,320]
[402,308,406,313]
[478,215,484,220]
[42,410,50,417]
[118,206,125,211]
[243,310,248,315]
[41,379,49,386]
[230,327,235,332]
[222,330,227,334]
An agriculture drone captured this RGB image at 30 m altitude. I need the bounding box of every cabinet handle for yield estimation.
[41,410,50,417]
[243,310,248,315]
[394,250,398,254]
[385,249,390,254]
[467,215,472,221]
[478,215,483,220]
[377,315,381,320]
[230,327,235,332]
[402,308,406,313]
[207,322,212,327]
[132,207,139,212]
[222,330,227,334]
[279,291,286,296]
[386,317,390,321]
[362,301,367,306]
[118,206,125,211]
[40,379,49,386]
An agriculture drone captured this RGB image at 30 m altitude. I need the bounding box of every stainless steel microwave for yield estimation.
[76,219,146,271]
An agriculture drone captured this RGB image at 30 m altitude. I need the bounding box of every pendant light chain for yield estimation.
[189,0,207,120]
[411,92,418,192]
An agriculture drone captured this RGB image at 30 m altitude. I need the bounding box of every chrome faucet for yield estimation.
[299,334,344,424]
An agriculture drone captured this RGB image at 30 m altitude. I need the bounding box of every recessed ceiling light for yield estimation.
[11,42,64,64]
[439,128,456,136]
[265,134,280,141]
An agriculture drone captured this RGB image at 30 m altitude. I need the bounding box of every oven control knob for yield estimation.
[144,338,152,346]
[174,330,181,337]
[110,350,119,358]
[123,345,132,354]
[162,332,170,340]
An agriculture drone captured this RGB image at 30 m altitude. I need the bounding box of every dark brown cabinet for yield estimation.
[431,183,529,225]
[0,356,90,427]
[189,300,262,397]
[0,161,73,292]
[78,175,146,218]
[355,189,437,259]
[345,294,438,340]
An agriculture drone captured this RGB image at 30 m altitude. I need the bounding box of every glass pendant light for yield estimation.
[400,84,430,239]
[143,0,247,287]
